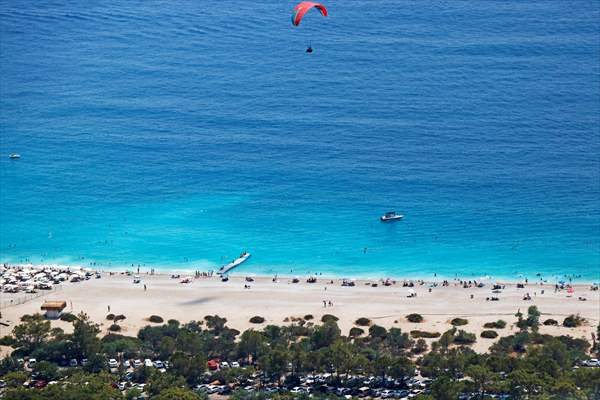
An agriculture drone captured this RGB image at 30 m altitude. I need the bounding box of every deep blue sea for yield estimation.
[1,1,599,282]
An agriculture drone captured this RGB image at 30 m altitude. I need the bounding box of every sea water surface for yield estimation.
[1,1,599,281]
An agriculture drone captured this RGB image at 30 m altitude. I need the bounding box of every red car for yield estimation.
[34,380,47,389]
[207,359,220,370]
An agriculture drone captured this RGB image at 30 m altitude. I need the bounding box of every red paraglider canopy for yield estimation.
[291,2,328,26]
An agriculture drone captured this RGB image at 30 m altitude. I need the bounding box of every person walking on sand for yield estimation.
[108,305,110,312]
[144,284,147,291]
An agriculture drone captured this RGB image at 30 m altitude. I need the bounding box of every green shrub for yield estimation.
[453,330,476,345]
[369,325,387,338]
[0,336,16,346]
[106,313,115,320]
[451,318,468,326]
[412,339,428,354]
[355,317,371,326]
[60,313,78,322]
[349,327,365,337]
[410,330,441,339]
[148,315,163,323]
[108,324,121,332]
[543,318,559,326]
[304,314,314,320]
[406,313,424,323]
[563,315,584,328]
[483,320,506,329]
[321,314,339,323]
[481,330,499,339]
[167,319,179,326]
[249,316,265,324]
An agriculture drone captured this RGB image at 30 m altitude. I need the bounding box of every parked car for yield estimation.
[231,361,240,368]
[33,380,47,389]
[585,358,599,367]
[123,360,131,368]
[144,359,153,367]
[195,384,208,392]
[69,359,78,367]
[206,385,219,394]
[108,359,118,369]
[153,360,164,369]
[217,385,231,394]
[133,359,142,368]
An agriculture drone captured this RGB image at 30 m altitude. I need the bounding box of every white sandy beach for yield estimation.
[1,272,598,354]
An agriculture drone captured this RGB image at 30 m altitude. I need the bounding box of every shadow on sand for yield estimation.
[178,297,217,306]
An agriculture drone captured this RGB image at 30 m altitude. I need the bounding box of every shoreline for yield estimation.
[2,262,598,285]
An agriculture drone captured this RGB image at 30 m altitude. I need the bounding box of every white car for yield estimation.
[144,359,153,367]
[585,358,599,367]
[118,382,126,391]
[195,384,208,392]
[153,360,164,369]
[108,359,119,368]
[206,385,219,394]
[231,361,240,368]
[69,359,78,367]
[133,359,142,368]
[27,358,37,368]
[123,360,131,368]
[220,361,229,369]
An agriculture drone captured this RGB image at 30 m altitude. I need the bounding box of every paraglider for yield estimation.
[291,2,328,26]
[291,2,327,52]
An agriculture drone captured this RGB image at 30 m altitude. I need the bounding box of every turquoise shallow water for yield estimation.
[1,1,599,282]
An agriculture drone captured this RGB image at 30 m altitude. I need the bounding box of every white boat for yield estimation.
[217,252,251,275]
[380,211,403,222]
[9,153,20,159]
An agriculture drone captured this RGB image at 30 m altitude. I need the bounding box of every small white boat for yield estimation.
[9,153,20,159]
[380,211,403,222]
[217,252,251,275]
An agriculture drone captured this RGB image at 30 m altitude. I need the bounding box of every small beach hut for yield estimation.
[41,300,67,319]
